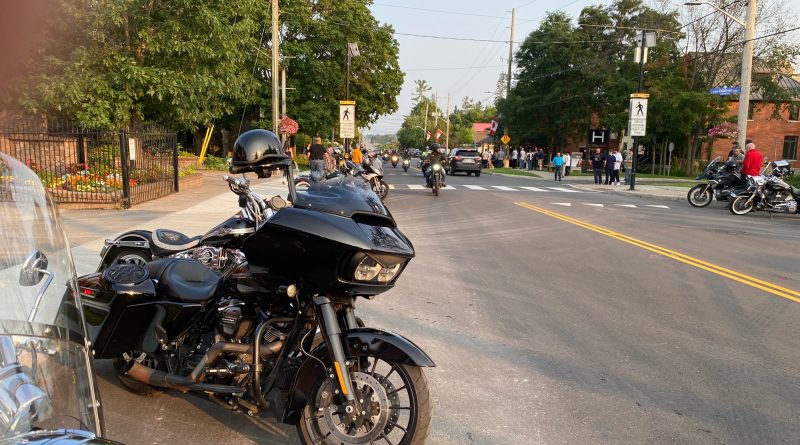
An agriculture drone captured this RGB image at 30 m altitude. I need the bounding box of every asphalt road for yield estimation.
[63,166,800,444]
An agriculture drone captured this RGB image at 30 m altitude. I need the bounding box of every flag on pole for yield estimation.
[434,128,444,141]
[489,119,498,136]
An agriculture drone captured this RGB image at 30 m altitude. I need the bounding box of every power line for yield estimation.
[371,2,507,19]
[405,65,505,72]
[746,25,800,43]
[395,32,623,44]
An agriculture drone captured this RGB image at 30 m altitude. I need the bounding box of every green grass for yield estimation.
[646,181,696,187]
[487,168,541,178]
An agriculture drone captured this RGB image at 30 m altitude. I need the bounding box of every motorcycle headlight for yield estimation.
[349,254,406,283]
[432,163,441,171]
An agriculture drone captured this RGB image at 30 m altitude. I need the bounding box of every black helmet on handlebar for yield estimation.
[230,129,290,177]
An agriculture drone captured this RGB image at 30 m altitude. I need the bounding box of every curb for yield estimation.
[482,171,543,180]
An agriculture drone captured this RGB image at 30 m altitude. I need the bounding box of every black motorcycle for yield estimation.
[0,153,121,444]
[429,162,444,196]
[390,153,399,168]
[687,156,743,207]
[402,157,410,172]
[730,160,799,216]
[77,143,433,445]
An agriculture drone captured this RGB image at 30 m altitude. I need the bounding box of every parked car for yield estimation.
[447,148,482,176]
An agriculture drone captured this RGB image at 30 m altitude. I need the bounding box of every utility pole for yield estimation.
[506,8,515,98]
[423,102,429,145]
[271,0,279,134]
[737,0,757,148]
[445,93,451,150]
[281,67,287,118]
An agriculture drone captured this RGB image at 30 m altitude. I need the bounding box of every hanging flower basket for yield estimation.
[279,116,300,135]
[707,122,739,139]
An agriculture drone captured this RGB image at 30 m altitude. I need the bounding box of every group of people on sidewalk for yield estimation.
[588,148,631,186]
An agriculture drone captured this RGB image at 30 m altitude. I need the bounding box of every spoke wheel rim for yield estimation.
[306,359,418,445]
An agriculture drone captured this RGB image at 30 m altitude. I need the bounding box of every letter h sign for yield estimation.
[589,129,609,146]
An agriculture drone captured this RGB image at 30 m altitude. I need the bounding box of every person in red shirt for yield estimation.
[740,142,763,177]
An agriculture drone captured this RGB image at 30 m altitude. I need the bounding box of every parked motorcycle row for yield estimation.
[0,129,434,445]
[687,157,800,218]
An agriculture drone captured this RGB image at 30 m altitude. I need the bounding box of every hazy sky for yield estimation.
[365,0,800,135]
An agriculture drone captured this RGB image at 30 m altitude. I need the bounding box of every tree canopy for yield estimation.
[9,0,403,135]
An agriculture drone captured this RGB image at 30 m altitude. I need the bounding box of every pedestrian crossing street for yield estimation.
[388,184,583,193]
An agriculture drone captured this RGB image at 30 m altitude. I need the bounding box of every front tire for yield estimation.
[687,184,713,207]
[475,170,481,177]
[730,196,754,215]
[297,358,431,445]
[374,180,389,200]
[432,179,439,196]
[295,179,312,190]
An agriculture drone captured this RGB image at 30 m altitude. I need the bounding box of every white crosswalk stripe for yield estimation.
[388,184,396,189]
[546,187,579,193]
[584,203,604,207]
[646,204,670,209]
[553,202,572,206]
[406,184,426,190]
[616,204,637,208]
[463,185,488,190]
[491,186,518,191]
[519,186,548,192]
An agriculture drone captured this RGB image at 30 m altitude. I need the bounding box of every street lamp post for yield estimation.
[685,1,756,149]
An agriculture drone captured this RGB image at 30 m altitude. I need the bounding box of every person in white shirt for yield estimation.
[519,148,527,169]
[563,152,571,176]
[613,149,623,185]
[511,148,519,168]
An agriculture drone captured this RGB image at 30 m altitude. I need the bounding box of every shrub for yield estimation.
[203,155,228,170]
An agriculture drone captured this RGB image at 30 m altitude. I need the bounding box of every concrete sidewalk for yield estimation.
[60,171,287,275]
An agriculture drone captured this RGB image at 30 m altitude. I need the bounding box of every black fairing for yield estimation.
[241,184,414,296]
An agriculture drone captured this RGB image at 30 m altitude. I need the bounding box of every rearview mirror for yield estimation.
[19,250,48,287]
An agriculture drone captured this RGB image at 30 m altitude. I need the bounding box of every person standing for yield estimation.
[481,149,489,168]
[536,148,544,170]
[552,151,564,182]
[519,148,527,170]
[604,149,616,185]
[527,149,534,170]
[307,137,326,182]
[589,148,604,184]
[613,149,623,185]
[741,141,763,180]
[496,149,505,168]
[324,144,337,174]
[511,147,518,169]
[351,143,363,165]
[563,151,571,176]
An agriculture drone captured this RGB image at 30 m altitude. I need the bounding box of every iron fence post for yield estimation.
[120,130,131,208]
[173,135,179,192]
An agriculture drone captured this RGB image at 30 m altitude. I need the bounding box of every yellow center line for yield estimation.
[514,201,800,304]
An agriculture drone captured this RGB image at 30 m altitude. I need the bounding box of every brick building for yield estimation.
[709,74,800,164]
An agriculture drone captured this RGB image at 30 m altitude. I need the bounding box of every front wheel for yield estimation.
[297,357,431,445]
[295,178,312,190]
[403,166,409,172]
[432,179,439,196]
[372,179,389,200]
[687,184,713,207]
[730,196,754,215]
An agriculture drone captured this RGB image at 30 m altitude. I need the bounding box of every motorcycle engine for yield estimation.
[787,200,798,214]
[217,298,255,340]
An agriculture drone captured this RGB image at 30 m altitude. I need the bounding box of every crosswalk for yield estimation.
[387,184,583,193]
[551,202,670,209]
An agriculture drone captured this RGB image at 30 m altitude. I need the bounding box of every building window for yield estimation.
[747,102,755,121]
[789,104,799,122]
[783,136,798,160]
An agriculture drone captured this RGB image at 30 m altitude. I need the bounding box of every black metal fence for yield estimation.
[0,119,178,207]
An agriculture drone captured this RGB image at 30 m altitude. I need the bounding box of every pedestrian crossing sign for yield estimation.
[501,134,510,145]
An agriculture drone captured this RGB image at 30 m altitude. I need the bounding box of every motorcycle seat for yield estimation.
[150,228,201,256]
[145,259,221,303]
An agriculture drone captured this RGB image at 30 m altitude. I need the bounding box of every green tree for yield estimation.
[18,0,263,130]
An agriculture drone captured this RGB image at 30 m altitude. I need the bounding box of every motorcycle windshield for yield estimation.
[0,153,101,439]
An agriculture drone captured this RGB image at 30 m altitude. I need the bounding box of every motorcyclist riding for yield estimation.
[422,143,445,187]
